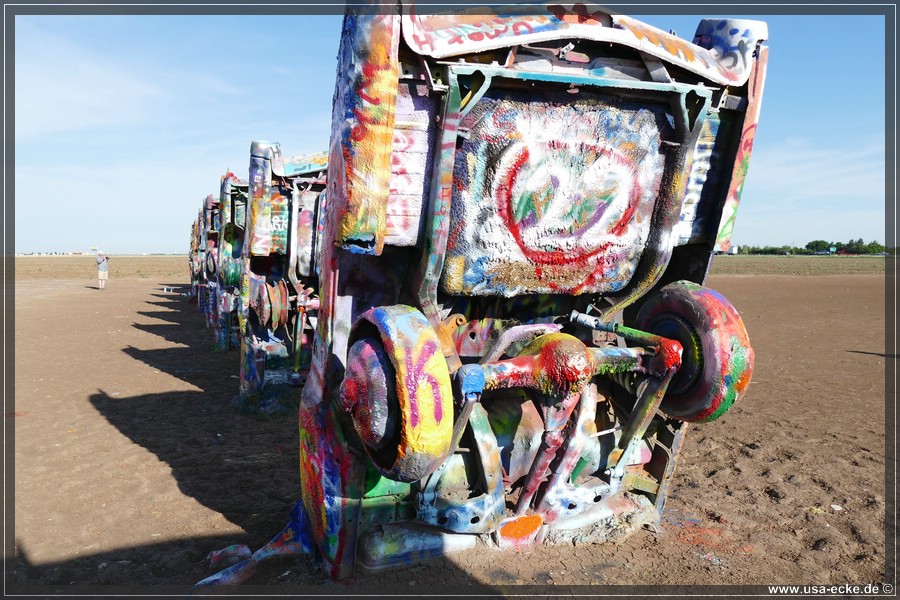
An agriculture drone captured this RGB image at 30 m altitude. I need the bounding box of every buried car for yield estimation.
[197,193,221,329]
[213,171,250,352]
[198,3,767,585]
[234,142,328,413]
[188,210,203,303]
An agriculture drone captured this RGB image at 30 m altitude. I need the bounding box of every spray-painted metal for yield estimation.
[212,172,250,352]
[188,211,203,303]
[234,142,328,413]
[197,4,765,588]
[194,194,221,328]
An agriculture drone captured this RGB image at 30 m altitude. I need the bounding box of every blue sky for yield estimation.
[13,9,888,254]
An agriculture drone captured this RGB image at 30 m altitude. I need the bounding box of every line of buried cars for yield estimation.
[188,4,768,587]
[188,144,326,414]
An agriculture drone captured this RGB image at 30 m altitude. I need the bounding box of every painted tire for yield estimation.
[252,280,271,328]
[635,281,754,422]
[206,250,218,277]
[268,281,289,330]
[222,259,242,287]
[341,338,399,452]
[340,305,454,482]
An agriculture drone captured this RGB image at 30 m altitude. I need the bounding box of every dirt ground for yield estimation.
[8,255,891,595]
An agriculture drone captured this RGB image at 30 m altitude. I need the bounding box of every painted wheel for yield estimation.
[341,338,399,452]
[268,281,289,330]
[635,281,754,422]
[339,305,454,482]
[222,258,242,287]
[206,250,218,277]
[252,281,271,328]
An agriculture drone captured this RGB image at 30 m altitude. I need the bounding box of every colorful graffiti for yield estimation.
[192,194,221,330]
[693,18,768,85]
[235,141,327,412]
[404,12,556,53]
[716,45,769,252]
[331,12,401,254]
[213,172,249,351]
[196,4,767,586]
[442,91,671,296]
[383,83,436,247]
[403,8,767,87]
[188,211,202,303]
[342,305,454,482]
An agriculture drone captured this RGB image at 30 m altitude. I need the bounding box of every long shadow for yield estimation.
[74,283,503,592]
[90,388,299,540]
[848,350,898,359]
[12,534,267,590]
[144,298,189,308]
[90,288,293,538]
[130,323,210,348]
[135,310,191,325]
[13,531,509,593]
[148,290,191,302]
[11,534,508,594]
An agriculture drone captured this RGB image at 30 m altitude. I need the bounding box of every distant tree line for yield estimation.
[733,238,893,256]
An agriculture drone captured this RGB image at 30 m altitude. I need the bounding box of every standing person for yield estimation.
[96,252,109,290]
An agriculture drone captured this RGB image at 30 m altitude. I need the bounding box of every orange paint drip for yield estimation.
[499,514,543,541]
[734,367,753,394]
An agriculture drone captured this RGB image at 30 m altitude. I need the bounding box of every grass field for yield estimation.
[14,255,190,282]
[13,254,888,282]
[708,254,886,276]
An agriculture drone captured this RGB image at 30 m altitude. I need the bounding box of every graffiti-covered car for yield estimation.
[213,171,250,352]
[188,210,203,303]
[197,193,221,328]
[235,142,328,412]
[198,4,767,586]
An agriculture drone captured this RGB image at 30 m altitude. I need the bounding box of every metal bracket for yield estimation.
[419,57,448,92]
[639,51,673,84]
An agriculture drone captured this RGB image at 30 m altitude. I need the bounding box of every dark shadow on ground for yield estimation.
[74,283,502,592]
[847,350,897,359]
[134,310,191,325]
[92,289,296,539]
[144,297,190,307]
[130,322,214,348]
[158,284,192,291]
[11,534,507,593]
[90,387,298,536]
